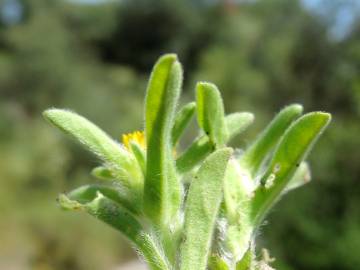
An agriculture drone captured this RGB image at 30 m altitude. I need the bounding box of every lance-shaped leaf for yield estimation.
[196,82,228,147]
[223,159,254,222]
[180,148,232,270]
[176,135,213,173]
[59,192,170,270]
[91,166,114,180]
[226,112,254,142]
[65,184,139,214]
[209,255,230,270]
[240,104,303,176]
[176,112,253,173]
[251,112,331,225]
[226,223,253,263]
[130,141,146,176]
[90,167,143,209]
[172,102,196,146]
[144,54,183,225]
[236,248,254,270]
[223,159,254,261]
[43,109,143,191]
[282,162,311,194]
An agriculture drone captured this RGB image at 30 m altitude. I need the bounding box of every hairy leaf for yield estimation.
[283,162,311,194]
[65,184,138,214]
[176,135,213,174]
[144,54,183,225]
[59,192,170,270]
[180,148,232,270]
[226,112,254,142]
[240,104,303,176]
[196,82,227,147]
[223,159,254,260]
[251,112,331,225]
[91,166,114,180]
[172,102,196,146]
[130,141,146,176]
[236,248,254,270]
[209,255,230,270]
[176,112,253,173]
[43,109,142,191]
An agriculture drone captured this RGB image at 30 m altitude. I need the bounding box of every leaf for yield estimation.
[223,159,254,260]
[59,191,170,270]
[176,112,253,173]
[208,255,230,270]
[65,184,138,214]
[240,104,303,176]
[251,112,331,225]
[130,141,146,176]
[221,112,255,260]
[226,224,253,264]
[176,135,213,174]
[91,166,114,180]
[226,112,254,142]
[223,158,253,222]
[196,82,228,147]
[236,248,254,270]
[43,109,143,191]
[180,148,232,270]
[172,102,196,146]
[282,162,311,194]
[144,54,183,225]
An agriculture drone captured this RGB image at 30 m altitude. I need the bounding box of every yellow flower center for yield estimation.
[122,130,146,150]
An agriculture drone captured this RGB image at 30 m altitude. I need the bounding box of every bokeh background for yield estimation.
[0,0,359,269]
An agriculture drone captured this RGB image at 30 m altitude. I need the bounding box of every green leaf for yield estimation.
[176,113,253,173]
[91,166,114,180]
[226,112,254,142]
[176,135,213,173]
[223,159,254,260]
[225,224,253,263]
[236,248,254,270]
[43,109,143,191]
[221,113,255,260]
[251,112,331,225]
[65,184,139,214]
[144,54,183,225]
[240,104,303,176]
[208,255,230,270]
[223,159,253,222]
[196,82,228,147]
[130,141,146,176]
[283,162,311,194]
[180,148,232,270]
[59,192,170,270]
[172,102,196,146]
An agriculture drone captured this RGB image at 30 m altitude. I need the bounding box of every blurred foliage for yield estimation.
[0,0,359,269]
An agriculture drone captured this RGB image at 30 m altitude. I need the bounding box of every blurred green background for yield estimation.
[0,0,359,269]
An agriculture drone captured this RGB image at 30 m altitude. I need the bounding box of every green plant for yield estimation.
[43,54,331,270]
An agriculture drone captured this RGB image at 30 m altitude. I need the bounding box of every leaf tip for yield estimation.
[196,81,218,92]
[58,194,84,211]
[218,147,233,160]
[303,111,332,127]
[285,103,303,116]
[43,108,73,122]
[42,107,58,119]
[243,112,255,123]
[157,53,178,65]
[317,111,332,122]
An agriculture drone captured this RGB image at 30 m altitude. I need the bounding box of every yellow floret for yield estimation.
[122,130,146,150]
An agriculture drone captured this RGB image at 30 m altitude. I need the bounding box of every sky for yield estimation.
[302,0,360,39]
[1,0,359,40]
